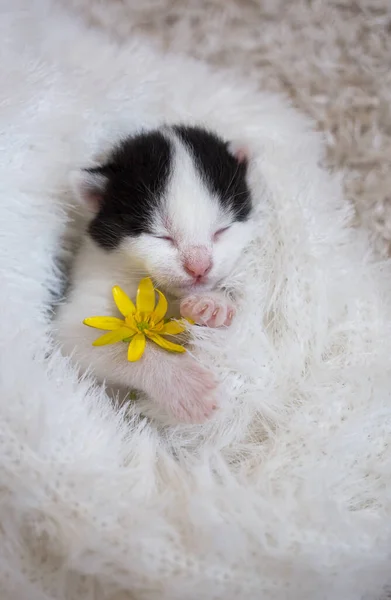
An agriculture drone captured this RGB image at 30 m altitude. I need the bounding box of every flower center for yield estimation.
[137,320,150,332]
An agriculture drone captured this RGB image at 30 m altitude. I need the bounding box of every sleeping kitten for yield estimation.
[55,125,254,423]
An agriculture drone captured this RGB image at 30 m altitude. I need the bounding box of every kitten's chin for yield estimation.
[169,280,215,298]
[154,273,222,299]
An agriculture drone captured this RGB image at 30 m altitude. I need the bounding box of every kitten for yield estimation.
[55,125,254,423]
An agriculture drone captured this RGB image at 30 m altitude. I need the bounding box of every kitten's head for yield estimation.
[71,125,254,297]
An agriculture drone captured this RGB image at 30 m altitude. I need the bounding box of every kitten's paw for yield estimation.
[169,358,218,423]
[146,356,218,423]
[180,294,235,328]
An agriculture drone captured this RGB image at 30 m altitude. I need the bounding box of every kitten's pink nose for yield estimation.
[183,246,213,278]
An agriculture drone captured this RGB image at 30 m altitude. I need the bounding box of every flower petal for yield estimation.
[150,289,168,324]
[160,320,187,335]
[92,327,134,347]
[127,332,146,362]
[136,277,156,315]
[112,286,136,317]
[146,332,186,354]
[83,316,125,331]
[125,313,138,331]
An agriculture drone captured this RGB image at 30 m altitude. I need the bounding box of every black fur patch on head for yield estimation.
[88,131,172,249]
[172,125,252,221]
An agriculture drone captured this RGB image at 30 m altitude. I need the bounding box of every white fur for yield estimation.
[1,0,391,598]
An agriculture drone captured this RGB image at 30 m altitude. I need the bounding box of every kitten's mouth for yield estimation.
[190,278,207,287]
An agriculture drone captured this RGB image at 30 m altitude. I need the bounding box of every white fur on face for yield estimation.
[121,135,254,297]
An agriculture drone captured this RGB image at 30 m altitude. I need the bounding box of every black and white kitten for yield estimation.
[55,125,254,423]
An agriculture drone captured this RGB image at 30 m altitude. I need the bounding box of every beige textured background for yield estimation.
[67,0,391,255]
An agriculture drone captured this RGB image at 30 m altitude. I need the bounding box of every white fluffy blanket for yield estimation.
[1,1,391,598]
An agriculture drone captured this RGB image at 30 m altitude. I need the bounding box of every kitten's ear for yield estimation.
[70,168,108,213]
[227,142,249,167]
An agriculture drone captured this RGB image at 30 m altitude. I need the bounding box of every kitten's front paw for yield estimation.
[180,294,235,328]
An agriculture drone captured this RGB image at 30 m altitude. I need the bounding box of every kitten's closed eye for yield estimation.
[213,226,230,241]
[154,229,231,245]
[154,235,174,242]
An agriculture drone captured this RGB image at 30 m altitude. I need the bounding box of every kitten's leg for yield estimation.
[138,345,218,423]
[180,292,235,328]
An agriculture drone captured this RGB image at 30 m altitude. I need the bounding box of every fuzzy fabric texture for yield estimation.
[63,0,391,258]
[1,1,391,599]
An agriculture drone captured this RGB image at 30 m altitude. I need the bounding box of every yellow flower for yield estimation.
[83,277,188,362]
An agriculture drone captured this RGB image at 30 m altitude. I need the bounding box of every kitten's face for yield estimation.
[72,126,254,297]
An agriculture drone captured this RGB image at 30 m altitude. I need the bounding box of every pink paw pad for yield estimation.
[180,295,235,328]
